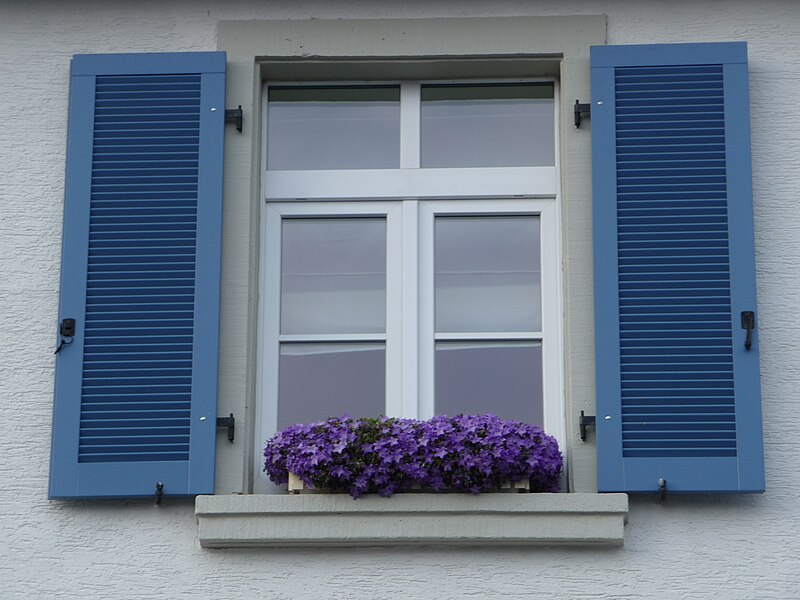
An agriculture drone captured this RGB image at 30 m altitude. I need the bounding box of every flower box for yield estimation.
[286,471,531,494]
[265,415,562,499]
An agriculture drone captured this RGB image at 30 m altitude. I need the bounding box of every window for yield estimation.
[255,81,563,492]
[52,30,760,508]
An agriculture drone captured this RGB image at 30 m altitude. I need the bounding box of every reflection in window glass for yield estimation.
[435,216,541,333]
[421,83,554,168]
[435,342,543,425]
[267,85,400,170]
[281,218,386,335]
[278,343,385,428]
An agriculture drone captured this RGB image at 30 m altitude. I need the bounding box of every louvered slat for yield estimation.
[613,65,735,458]
[77,74,200,463]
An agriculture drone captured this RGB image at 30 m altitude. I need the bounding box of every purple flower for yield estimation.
[263,414,563,498]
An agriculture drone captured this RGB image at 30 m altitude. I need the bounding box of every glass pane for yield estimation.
[267,85,400,170]
[281,218,386,335]
[278,343,385,428]
[421,83,554,168]
[435,342,543,425]
[435,216,541,333]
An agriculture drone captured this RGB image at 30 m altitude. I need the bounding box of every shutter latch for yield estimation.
[741,311,755,350]
[54,318,76,354]
[579,411,596,442]
[225,106,243,133]
[217,413,235,442]
[574,100,591,128]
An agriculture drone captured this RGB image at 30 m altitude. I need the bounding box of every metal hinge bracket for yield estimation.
[574,100,591,128]
[579,410,596,442]
[217,413,235,442]
[225,106,243,133]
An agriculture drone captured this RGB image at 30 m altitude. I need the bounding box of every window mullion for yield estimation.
[417,203,435,419]
[400,200,420,419]
[400,82,421,169]
[385,203,404,418]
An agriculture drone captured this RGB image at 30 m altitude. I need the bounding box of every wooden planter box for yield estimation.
[287,472,530,495]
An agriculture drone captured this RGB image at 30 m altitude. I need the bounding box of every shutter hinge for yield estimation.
[574,100,591,128]
[225,105,243,133]
[579,410,596,442]
[154,481,164,506]
[217,413,235,442]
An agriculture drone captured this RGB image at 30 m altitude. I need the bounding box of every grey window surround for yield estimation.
[207,15,622,548]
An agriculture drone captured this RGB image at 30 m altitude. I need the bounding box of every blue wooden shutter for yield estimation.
[592,42,764,493]
[49,52,226,498]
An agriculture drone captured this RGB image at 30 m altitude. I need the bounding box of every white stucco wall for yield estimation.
[1,1,799,598]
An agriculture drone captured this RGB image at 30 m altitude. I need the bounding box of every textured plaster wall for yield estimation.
[1,1,799,598]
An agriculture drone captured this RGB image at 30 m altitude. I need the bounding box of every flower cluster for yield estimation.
[264,414,562,498]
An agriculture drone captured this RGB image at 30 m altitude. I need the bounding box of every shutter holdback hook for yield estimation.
[657,479,667,503]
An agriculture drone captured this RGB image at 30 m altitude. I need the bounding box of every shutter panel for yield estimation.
[592,42,764,493]
[49,52,226,498]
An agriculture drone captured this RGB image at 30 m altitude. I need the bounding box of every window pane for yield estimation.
[281,218,386,335]
[278,343,385,428]
[267,85,400,170]
[435,342,543,425]
[435,216,541,333]
[421,83,554,168]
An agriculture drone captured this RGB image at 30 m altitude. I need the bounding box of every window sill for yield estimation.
[195,493,628,548]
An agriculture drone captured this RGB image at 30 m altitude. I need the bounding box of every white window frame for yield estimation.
[418,199,564,434]
[255,79,563,493]
[263,80,558,200]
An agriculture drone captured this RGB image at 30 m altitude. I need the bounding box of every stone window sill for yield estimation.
[195,493,628,548]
